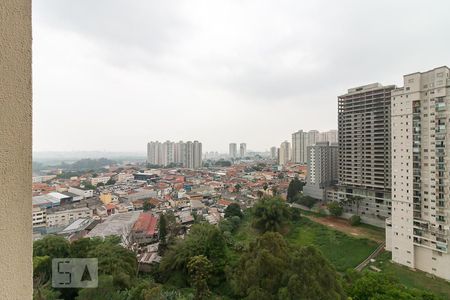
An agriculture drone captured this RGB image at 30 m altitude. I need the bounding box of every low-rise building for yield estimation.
[132,213,159,245]
[68,187,94,199]
[46,207,93,227]
[32,207,46,228]
[87,211,141,246]
[91,176,110,186]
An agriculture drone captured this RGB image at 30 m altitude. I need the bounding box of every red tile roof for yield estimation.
[133,213,159,236]
[218,199,232,207]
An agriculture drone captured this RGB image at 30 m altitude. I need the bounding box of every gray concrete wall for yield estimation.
[0,0,32,298]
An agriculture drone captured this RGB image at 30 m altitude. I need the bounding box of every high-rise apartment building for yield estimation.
[303,142,338,200]
[270,146,277,159]
[147,140,202,169]
[279,141,291,166]
[337,83,395,221]
[193,141,203,169]
[292,130,308,164]
[174,141,186,166]
[162,141,175,166]
[307,130,319,146]
[319,130,338,144]
[387,66,450,280]
[239,143,247,158]
[147,141,162,165]
[291,130,330,164]
[229,143,237,158]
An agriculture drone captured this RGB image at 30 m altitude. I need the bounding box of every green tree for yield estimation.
[70,237,102,258]
[233,232,290,298]
[80,181,96,190]
[159,223,227,287]
[286,177,304,202]
[158,214,168,255]
[252,197,291,233]
[33,287,61,300]
[294,195,318,208]
[187,255,213,300]
[143,200,155,212]
[281,246,346,299]
[106,178,116,185]
[164,211,181,245]
[87,239,138,289]
[234,183,242,193]
[233,232,346,299]
[76,275,128,300]
[350,215,361,226]
[218,219,234,233]
[328,201,343,217]
[346,195,363,215]
[126,279,167,300]
[347,272,440,300]
[33,235,70,258]
[33,256,53,300]
[224,203,243,219]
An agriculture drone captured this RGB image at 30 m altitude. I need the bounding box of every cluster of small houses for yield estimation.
[32,163,304,271]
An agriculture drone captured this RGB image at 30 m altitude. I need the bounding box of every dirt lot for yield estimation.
[305,215,385,243]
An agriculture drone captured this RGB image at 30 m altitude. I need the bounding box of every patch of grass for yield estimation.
[286,218,379,272]
[354,222,386,242]
[367,251,450,299]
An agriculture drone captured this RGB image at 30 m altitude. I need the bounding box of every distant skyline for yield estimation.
[33,1,450,153]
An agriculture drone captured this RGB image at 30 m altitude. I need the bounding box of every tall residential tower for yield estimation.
[387,66,450,280]
[337,83,395,222]
[303,141,338,200]
[229,143,237,158]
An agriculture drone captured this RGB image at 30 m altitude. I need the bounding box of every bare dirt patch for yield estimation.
[305,215,385,243]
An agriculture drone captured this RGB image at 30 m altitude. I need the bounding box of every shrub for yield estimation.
[295,195,318,209]
[327,201,343,217]
[349,215,361,226]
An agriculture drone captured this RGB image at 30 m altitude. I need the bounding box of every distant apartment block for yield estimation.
[239,143,247,157]
[270,146,277,159]
[229,143,237,158]
[303,142,338,200]
[291,130,309,164]
[319,130,338,144]
[387,66,450,280]
[337,83,395,221]
[279,141,291,166]
[147,140,202,169]
[291,129,336,164]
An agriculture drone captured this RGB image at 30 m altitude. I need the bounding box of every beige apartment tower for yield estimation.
[338,83,395,223]
[279,141,291,166]
[387,66,450,280]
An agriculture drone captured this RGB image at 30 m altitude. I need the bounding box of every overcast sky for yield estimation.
[33,0,450,153]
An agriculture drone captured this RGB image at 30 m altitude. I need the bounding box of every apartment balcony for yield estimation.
[436,103,446,112]
[436,242,448,253]
[436,217,447,225]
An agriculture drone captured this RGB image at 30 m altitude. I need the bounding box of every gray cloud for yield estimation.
[33,0,450,152]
